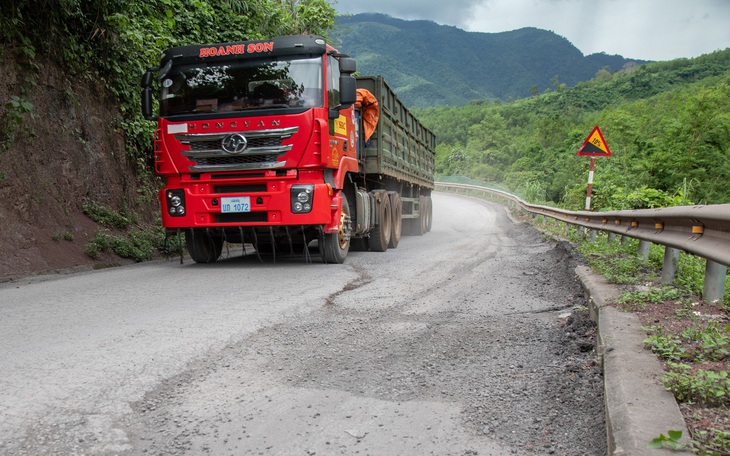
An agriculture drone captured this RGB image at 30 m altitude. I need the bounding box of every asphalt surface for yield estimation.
[0,192,606,455]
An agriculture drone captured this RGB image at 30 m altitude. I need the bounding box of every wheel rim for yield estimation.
[337,206,351,250]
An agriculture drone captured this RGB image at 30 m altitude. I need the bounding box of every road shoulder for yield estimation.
[575,265,692,455]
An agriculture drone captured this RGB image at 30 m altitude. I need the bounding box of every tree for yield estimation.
[595,66,612,81]
[277,0,336,38]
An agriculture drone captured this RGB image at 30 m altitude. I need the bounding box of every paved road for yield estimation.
[0,192,604,455]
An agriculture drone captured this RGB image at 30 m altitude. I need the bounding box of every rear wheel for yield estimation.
[419,196,430,234]
[369,191,392,252]
[322,194,351,264]
[424,196,433,232]
[185,228,223,263]
[388,191,402,248]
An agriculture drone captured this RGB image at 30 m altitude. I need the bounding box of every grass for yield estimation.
[82,201,177,262]
[82,200,132,230]
[85,228,170,262]
[52,230,75,242]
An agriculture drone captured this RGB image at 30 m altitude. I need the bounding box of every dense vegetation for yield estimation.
[1,0,337,173]
[417,49,730,207]
[335,13,646,107]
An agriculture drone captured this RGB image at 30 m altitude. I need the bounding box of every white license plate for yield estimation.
[221,196,251,213]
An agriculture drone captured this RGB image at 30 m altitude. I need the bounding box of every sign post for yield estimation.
[585,157,596,210]
[576,126,611,210]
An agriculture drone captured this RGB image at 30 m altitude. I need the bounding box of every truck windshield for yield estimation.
[160,56,324,117]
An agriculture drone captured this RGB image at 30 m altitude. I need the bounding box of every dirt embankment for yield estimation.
[0,50,157,281]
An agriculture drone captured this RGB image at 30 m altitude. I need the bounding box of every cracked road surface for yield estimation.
[0,192,604,455]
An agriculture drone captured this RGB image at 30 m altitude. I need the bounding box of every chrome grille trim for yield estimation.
[190,161,286,172]
[182,145,293,158]
[175,126,298,172]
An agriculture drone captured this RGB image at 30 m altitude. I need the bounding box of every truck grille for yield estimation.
[192,154,279,168]
[187,137,282,152]
[176,126,298,172]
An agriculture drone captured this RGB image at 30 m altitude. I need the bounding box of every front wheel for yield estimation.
[185,228,223,263]
[322,193,351,264]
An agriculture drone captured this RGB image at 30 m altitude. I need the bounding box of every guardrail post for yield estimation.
[637,240,651,259]
[661,247,681,284]
[607,232,617,243]
[589,230,596,242]
[620,236,629,246]
[702,260,727,304]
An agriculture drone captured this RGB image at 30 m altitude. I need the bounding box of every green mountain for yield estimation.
[415,49,730,206]
[334,13,647,107]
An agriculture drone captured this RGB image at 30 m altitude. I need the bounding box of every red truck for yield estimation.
[141,35,434,263]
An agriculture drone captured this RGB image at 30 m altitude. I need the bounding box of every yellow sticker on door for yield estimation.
[334,115,348,136]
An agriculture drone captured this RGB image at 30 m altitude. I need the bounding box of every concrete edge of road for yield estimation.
[575,265,693,455]
[471,195,692,454]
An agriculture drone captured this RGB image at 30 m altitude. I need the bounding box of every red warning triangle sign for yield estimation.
[577,126,612,157]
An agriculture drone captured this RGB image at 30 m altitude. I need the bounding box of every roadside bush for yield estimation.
[82,201,132,230]
[85,227,168,262]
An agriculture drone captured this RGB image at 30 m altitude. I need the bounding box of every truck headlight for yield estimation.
[291,185,314,214]
[297,191,310,203]
[166,189,186,217]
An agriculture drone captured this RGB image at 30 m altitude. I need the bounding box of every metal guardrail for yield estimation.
[436,182,730,303]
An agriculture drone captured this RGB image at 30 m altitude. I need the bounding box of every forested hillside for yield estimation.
[416,49,730,208]
[335,13,647,107]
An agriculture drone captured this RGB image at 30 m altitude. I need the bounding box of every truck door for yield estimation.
[326,55,356,168]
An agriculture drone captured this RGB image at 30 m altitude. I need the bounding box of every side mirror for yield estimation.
[339,75,357,108]
[141,69,156,120]
[339,57,356,74]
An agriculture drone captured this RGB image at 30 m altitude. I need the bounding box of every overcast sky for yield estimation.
[333,0,730,61]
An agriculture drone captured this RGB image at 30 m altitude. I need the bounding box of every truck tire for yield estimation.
[388,191,402,248]
[322,194,351,264]
[424,196,433,232]
[185,228,223,263]
[369,191,392,252]
[419,196,429,234]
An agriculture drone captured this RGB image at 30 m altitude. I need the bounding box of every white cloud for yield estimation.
[334,0,483,26]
